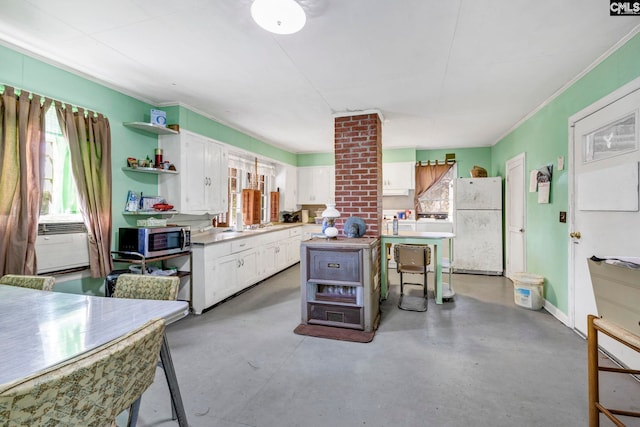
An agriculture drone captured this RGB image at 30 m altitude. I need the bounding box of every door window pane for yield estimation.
[583,112,637,163]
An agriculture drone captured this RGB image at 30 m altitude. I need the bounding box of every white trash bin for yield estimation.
[513,272,544,310]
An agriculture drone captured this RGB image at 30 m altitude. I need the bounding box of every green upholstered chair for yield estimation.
[394,244,431,312]
[0,274,55,291]
[113,274,179,301]
[112,273,182,422]
[0,318,165,427]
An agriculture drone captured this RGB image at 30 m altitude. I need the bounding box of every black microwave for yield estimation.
[118,226,191,258]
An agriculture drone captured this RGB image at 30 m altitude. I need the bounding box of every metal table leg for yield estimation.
[159,333,189,427]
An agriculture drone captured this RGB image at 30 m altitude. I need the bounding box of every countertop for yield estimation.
[380,230,455,238]
[301,236,379,249]
[191,222,306,245]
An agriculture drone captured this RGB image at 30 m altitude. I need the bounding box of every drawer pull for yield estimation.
[327,263,340,268]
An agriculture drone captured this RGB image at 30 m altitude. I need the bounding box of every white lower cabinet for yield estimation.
[210,254,238,306]
[285,227,302,265]
[262,238,288,278]
[192,226,303,314]
[261,228,301,278]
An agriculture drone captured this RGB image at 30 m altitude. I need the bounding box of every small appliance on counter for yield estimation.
[281,210,301,223]
[118,226,191,258]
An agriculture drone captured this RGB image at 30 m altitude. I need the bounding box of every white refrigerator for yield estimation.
[453,177,503,275]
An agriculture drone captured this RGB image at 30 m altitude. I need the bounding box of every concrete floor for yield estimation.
[132,265,640,427]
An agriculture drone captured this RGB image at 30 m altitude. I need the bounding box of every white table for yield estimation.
[0,284,190,425]
[380,231,455,304]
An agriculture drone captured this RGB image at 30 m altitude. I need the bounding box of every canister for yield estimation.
[155,148,163,167]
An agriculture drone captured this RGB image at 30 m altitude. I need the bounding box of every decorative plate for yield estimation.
[343,216,366,238]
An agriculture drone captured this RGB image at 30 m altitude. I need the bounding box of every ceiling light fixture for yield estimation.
[251,0,306,35]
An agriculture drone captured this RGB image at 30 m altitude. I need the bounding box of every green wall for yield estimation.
[296,152,335,167]
[166,105,297,166]
[382,148,416,163]
[491,32,640,315]
[299,147,492,174]
[417,147,492,179]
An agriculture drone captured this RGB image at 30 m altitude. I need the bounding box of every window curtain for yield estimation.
[414,161,455,212]
[0,87,51,275]
[55,103,113,277]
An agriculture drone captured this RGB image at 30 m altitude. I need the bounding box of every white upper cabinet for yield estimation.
[275,163,298,211]
[297,166,335,205]
[382,162,414,195]
[159,130,228,215]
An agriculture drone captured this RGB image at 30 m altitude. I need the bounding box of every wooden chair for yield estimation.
[394,244,431,312]
[588,314,640,426]
[0,318,165,427]
[0,274,55,291]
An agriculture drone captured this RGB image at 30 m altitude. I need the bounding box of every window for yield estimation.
[36,107,88,274]
[417,164,456,218]
[226,155,275,228]
[40,107,83,226]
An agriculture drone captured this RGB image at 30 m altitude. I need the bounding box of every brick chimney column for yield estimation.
[334,112,383,236]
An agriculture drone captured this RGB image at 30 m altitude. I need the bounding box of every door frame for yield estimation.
[505,152,526,279]
[567,75,640,330]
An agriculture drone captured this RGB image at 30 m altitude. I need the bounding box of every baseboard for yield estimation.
[543,299,570,327]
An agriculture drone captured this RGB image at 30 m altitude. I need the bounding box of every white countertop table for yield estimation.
[380,231,455,304]
[0,284,189,425]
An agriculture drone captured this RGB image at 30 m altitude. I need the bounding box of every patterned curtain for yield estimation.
[414,161,454,213]
[55,103,113,277]
[0,86,52,275]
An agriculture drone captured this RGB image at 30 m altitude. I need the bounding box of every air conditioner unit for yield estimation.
[35,233,90,273]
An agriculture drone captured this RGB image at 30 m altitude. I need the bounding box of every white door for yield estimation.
[505,153,526,279]
[571,82,640,368]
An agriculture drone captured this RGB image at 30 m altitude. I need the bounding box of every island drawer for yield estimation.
[307,248,361,283]
[307,302,363,330]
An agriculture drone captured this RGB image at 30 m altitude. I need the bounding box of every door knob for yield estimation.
[570,231,581,239]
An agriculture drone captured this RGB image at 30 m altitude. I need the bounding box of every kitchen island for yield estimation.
[300,237,380,332]
[380,230,455,304]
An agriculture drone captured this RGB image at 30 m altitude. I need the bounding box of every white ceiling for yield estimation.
[0,0,638,154]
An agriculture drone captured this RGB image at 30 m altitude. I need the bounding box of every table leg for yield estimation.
[160,333,189,427]
[380,243,391,300]
[434,243,442,304]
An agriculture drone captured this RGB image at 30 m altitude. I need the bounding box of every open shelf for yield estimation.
[122,210,177,216]
[122,166,178,175]
[123,121,178,135]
